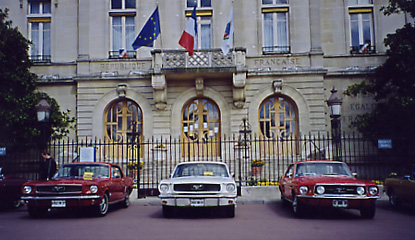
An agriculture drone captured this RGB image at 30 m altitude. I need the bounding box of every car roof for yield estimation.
[176,161,227,166]
[62,162,116,167]
[294,160,345,164]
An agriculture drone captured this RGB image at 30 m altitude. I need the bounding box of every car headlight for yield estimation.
[159,184,169,193]
[368,186,378,196]
[316,186,325,195]
[356,186,365,195]
[23,186,32,194]
[299,185,309,195]
[90,185,98,194]
[226,183,236,192]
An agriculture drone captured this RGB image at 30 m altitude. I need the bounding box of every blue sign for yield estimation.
[0,147,6,156]
[378,139,392,149]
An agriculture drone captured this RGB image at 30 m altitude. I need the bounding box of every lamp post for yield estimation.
[35,96,52,150]
[327,87,343,160]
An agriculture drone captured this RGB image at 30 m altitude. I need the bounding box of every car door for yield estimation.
[281,165,294,201]
[399,167,415,202]
[110,166,123,201]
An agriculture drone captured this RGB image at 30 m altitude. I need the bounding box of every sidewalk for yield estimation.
[130,185,386,205]
[130,186,282,205]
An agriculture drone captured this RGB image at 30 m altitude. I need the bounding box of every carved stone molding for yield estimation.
[117,83,127,98]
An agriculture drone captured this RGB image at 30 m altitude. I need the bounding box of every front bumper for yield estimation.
[22,195,101,208]
[297,194,379,209]
[159,194,237,207]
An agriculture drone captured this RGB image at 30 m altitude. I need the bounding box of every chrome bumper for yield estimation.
[21,195,101,200]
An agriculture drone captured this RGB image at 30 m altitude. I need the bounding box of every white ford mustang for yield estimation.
[158,161,237,218]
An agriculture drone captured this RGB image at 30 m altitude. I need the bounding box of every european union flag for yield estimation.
[132,7,161,50]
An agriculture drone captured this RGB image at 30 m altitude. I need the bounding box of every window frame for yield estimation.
[184,9,213,50]
[28,1,52,63]
[109,0,137,59]
[187,0,212,8]
[261,8,290,54]
[348,8,375,54]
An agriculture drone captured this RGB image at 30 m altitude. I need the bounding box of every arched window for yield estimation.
[259,95,298,139]
[259,95,299,155]
[104,99,143,143]
[181,98,221,158]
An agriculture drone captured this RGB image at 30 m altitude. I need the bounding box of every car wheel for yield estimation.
[28,206,48,218]
[292,195,304,217]
[162,205,174,218]
[360,204,376,219]
[223,205,235,218]
[388,190,401,208]
[95,194,109,217]
[121,190,130,208]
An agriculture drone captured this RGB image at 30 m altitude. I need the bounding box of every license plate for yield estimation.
[190,199,204,207]
[332,200,348,208]
[51,200,66,208]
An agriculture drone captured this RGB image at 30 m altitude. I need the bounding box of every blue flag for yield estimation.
[132,7,161,50]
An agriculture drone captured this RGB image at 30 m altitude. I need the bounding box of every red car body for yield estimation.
[21,162,133,217]
[279,160,379,219]
[0,167,27,209]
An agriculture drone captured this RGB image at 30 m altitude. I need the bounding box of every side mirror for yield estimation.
[352,173,357,177]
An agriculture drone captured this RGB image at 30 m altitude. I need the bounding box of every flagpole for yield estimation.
[157,2,163,56]
[232,0,234,55]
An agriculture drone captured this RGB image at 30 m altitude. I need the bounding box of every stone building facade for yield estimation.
[3,0,411,144]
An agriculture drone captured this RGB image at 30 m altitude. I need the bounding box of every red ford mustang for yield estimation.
[279,160,379,219]
[22,162,133,217]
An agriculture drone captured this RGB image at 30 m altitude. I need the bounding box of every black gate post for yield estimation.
[127,121,141,199]
[238,118,251,196]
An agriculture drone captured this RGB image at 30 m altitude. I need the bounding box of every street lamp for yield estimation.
[327,87,343,160]
[35,96,52,150]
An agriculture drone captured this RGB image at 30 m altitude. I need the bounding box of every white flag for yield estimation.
[221,7,234,55]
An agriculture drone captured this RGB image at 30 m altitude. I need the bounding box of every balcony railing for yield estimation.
[160,49,235,69]
[108,50,137,59]
[30,55,51,63]
[262,46,291,55]
[350,45,376,54]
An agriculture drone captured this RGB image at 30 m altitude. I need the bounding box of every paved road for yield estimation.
[1,199,414,240]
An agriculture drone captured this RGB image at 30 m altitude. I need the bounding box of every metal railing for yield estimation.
[1,134,413,197]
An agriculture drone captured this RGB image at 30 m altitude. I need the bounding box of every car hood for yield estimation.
[161,176,235,185]
[25,177,106,185]
[296,175,375,185]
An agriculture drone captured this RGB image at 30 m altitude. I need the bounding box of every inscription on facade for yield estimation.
[100,62,147,72]
[253,57,301,67]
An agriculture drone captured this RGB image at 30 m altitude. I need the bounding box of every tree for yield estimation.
[345,1,415,139]
[0,9,75,151]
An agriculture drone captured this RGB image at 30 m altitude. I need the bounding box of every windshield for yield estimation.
[55,164,110,179]
[295,162,352,177]
[172,163,229,178]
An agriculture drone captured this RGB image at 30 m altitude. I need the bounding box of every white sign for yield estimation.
[79,147,96,162]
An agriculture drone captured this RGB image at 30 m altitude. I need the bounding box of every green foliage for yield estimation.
[0,9,75,151]
[344,1,415,139]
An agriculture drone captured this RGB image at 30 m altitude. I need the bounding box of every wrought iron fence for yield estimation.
[1,134,413,197]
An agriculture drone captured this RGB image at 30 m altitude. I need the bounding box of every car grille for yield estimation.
[316,185,364,195]
[36,185,83,194]
[174,184,220,192]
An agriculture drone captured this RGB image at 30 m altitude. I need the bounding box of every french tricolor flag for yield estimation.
[179,6,197,56]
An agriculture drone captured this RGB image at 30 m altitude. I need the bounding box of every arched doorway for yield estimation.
[104,99,143,159]
[181,98,221,158]
[258,95,299,155]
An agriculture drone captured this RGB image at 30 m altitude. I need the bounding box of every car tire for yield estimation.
[388,190,401,208]
[360,204,376,219]
[223,205,235,218]
[292,194,304,217]
[162,205,174,218]
[121,191,130,208]
[95,194,109,217]
[28,206,48,218]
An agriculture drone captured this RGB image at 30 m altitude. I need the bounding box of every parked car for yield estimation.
[158,161,237,218]
[0,167,27,209]
[21,162,133,217]
[384,165,415,208]
[279,160,379,219]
